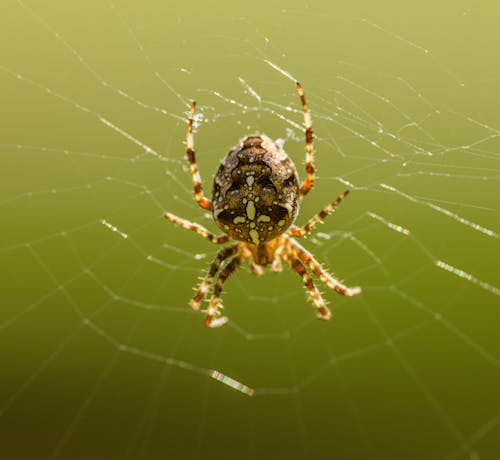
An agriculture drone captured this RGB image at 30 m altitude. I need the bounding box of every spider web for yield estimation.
[1,1,499,459]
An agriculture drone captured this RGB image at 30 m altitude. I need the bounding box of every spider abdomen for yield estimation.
[212,135,300,244]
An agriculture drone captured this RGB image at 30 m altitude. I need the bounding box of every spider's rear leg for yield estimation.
[205,255,245,328]
[284,254,331,320]
[191,244,239,310]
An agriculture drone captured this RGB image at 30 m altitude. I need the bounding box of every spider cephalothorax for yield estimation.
[165,82,361,327]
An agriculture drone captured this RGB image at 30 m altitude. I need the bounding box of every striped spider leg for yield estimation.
[186,100,212,211]
[204,253,249,328]
[296,81,315,200]
[190,244,240,311]
[285,236,361,319]
[288,190,350,237]
[164,213,229,244]
[282,248,331,320]
[288,237,361,297]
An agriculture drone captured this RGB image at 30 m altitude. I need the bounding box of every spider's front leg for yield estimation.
[186,101,212,211]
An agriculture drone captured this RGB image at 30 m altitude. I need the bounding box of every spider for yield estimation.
[165,81,361,327]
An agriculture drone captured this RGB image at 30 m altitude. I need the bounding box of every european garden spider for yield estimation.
[165,82,361,327]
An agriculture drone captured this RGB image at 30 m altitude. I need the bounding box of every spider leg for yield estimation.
[205,254,246,328]
[249,262,264,276]
[296,82,315,200]
[288,237,361,297]
[270,255,283,272]
[186,101,212,211]
[283,253,331,320]
[288,190,350,237]
[164,212,230,244]
[191,244,240,310]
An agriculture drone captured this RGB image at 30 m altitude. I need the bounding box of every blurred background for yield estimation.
[1,0,499,459]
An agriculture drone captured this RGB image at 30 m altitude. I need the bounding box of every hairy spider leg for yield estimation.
[296,82,315,200]
[191,244,239,310]
[288,190,350,237]
[164,212,230,244]
[186,101,212,211]
[288,237,361,297]
[205,254,247,327]
[283,253,331,320]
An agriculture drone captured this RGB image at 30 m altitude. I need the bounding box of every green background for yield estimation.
[1,0,499,459]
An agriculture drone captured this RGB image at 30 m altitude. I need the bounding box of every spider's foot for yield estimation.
[202,297,227,328]
[205,315,229,328]
[347,286,362,296]
[190,297,202,310]
[316,306,331,320]
[328,279,362,297]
